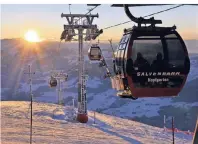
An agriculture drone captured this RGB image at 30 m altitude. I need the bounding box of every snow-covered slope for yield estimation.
[1,39,198,132]
[1,101,193,144]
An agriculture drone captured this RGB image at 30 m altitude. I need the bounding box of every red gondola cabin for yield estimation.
[113,26,190,98]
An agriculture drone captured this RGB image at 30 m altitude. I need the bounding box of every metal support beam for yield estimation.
[61,13,98,18]
[51,72,68,105]
[66,17,74,25]
[64,24,97,29]
[78,27,86,114]
[87,4,101,6]
[24,64,35,144]
[61,13,101,123]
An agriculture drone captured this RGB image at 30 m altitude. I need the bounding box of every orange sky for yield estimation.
[1,4,198,41]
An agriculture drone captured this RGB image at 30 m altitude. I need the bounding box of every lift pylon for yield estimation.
[61,13,102,123]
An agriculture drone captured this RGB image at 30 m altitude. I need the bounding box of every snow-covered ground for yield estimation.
[102,98,198,118]
[187,56,198,82]
[2,54,197,121]
[15,64,198,119]
[1,40,198,134]
[1,101,193,144]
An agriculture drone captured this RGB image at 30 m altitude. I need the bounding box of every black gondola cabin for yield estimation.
[113,26,190,98]
[49,77,58,87]
[88,45,102,61]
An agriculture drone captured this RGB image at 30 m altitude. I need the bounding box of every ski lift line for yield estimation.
[57,40,61,55]
[51,39,61,72]
[108,39,115,59]
[75,5,100,24]
[51,40,61,71]
[85,5,100,16]
[102,4,184,30]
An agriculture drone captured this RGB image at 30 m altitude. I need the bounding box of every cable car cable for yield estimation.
[51,40,61,74]
[85,5,100,15]
[143,4,184,18]
[94,38,108,78]
[49,40,62,88]
[102,4,184,30]
[75,5,100,24]
[98,40,112,78]
[108,39,115,59]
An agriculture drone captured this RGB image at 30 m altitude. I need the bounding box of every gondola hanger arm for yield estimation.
[123,4,162,27]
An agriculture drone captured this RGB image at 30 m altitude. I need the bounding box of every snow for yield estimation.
[19,82,47,93]
[6,54,198,119]
[103,97,198,118]
[173,102,198,108]
[88,89,116,110]
[86,77,103,88]
[103,98,169,118]
[1,88,10,93]
[187,58,198,82]
[1,41,198,141]
[35,91,77,103]
[35,91,57,103]
[1,101,193,144]
[64,77,78,88]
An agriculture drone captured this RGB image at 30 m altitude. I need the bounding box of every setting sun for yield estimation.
[24,30,41,42]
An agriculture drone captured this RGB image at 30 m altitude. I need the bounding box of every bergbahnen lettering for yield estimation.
[148,78,169,83]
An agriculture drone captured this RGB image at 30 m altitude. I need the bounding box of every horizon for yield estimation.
[1,37,198,54]
[0,37,198,43]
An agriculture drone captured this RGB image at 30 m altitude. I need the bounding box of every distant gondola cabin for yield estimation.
[49,77,58,87]
[88,45,102,61]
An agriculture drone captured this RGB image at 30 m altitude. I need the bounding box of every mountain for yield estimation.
[1,39,198,132]
[1,101,194,144]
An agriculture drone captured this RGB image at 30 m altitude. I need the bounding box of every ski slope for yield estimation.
[1,101,193,144]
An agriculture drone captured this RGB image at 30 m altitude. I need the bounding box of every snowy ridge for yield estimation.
[1,101,193,144]
[187,56,198,82]
[1,39,198,133]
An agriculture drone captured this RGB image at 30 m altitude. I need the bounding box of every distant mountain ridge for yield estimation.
[1,38,198,132]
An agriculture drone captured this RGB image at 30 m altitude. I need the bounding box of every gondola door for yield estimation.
[113,34,131,91]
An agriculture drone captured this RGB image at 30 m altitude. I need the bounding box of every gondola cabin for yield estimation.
[88,45,102,61]
[112,26,190,98]
[49,77,58,87]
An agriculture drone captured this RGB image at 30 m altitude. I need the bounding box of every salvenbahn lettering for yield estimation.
[137,72,180,77]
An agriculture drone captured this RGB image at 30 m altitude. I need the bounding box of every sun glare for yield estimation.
[24,30,41,42]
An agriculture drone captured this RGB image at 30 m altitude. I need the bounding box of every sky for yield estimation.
[1,4,198,41]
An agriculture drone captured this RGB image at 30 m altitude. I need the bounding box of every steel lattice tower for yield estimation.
[61,13,101,123]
